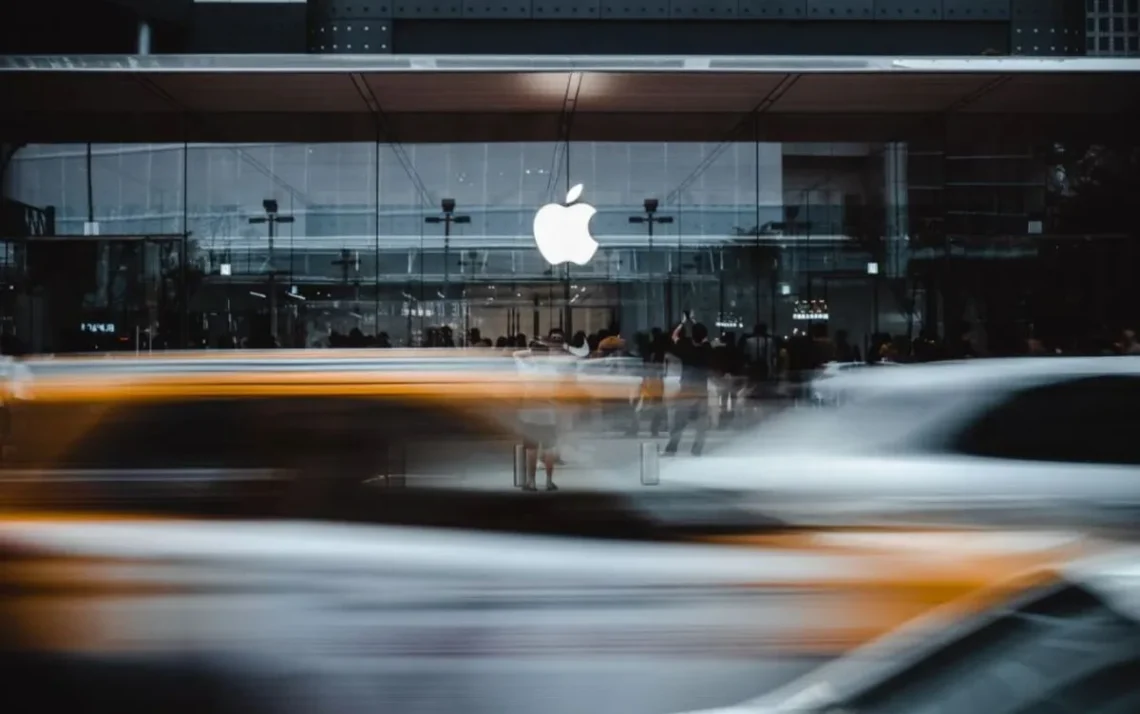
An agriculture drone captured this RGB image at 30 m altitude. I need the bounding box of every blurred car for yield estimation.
[808,360,901,404]
[663,357,1140,527]
[0,516,1095,714]
[678,547,1140,714]
[0,349,642,513]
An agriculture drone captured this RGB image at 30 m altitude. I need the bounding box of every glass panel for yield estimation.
[185,142,379,348]
[3,144,187,352]
[2,130,1135,360]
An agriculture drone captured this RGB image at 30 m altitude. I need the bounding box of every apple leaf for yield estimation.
[565,184,584,204]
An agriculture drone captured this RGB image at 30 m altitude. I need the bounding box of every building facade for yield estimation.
[1086,0,1140,56]
[1,1,1139,354]
[2,0,1102,57]
[5,139,907,350]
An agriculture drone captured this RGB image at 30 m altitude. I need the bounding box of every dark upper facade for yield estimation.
[5,0,1087,56]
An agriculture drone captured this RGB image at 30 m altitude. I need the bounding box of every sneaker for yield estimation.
[545,482,559,492]
[522,484,538,492]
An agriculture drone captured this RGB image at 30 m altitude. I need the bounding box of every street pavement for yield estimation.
[408,427,742,492]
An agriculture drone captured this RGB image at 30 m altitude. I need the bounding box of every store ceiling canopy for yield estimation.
[2,54,1138,143]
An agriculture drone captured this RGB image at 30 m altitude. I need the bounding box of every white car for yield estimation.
[808,360,901,404]
[676,547,1140,714]
[661,357,1140,525]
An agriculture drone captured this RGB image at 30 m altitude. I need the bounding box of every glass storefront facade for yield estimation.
[2,140,909,352]
[4,134,1138,356]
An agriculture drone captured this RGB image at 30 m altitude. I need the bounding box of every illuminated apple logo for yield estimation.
[533,183,599,266]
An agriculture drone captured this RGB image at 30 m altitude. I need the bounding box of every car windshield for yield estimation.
[714,390,964,456]
[837,585,1140,714]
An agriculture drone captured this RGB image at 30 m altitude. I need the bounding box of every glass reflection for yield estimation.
[4,141,903,352]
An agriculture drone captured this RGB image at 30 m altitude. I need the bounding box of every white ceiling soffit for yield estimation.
[3,54,1140,75]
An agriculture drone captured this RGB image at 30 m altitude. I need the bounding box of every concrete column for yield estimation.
[883,142,909,281]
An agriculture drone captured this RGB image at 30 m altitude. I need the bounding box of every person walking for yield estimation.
[743,323,770,406]
[664,315,712,457]
[713,331,744,427]
[635,330,668,437]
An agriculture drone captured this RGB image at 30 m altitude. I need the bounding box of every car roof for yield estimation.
[3,349,635,403]
[820,356,1140,397]
[12,349,517,376]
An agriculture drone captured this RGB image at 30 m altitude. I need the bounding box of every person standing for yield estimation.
[513,342,560,491]
[742,323,770,401]
[664,316,712,457]
[635,330,668,437]
[713,331,743,427]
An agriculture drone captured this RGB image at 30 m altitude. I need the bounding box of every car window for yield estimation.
[843,585,1140,714]
[1018,660,1140,714]
[951,376,1140,466]
[718,390,962,455]
[14,396,515,478]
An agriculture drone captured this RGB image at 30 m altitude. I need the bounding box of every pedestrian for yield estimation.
[513,341,560,491]
[635,330,668,437]
[713,331,743,427]
[664,314,712,457]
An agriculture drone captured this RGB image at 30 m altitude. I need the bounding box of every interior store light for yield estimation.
[792,298,829,321]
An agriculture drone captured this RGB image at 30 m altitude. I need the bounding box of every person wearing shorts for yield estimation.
[522,422,558,492]
[515,343,560,492]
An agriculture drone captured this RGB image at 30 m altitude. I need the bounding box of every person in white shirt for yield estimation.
[513,342,563,491]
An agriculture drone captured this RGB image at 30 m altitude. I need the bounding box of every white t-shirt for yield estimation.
[513,350,572,426]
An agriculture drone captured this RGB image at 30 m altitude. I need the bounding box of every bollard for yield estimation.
[640,441,659,486]
[513,444,527,488]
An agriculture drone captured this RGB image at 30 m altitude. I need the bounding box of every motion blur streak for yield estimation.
[0,520,1099,714]
[1,353,1137,713]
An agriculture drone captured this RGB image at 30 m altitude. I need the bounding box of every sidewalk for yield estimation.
[410,429,739,493]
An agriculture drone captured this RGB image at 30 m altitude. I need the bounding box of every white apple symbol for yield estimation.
[533,183,599,266]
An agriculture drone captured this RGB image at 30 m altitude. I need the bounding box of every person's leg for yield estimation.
[553,410,568,465]
[540,425,559,490]
[524,446,539,490]
[664,398,691,455]
[542,447,557,490]
[625,395,640,437]
[649,398,664,437]
[691,398,710,456]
